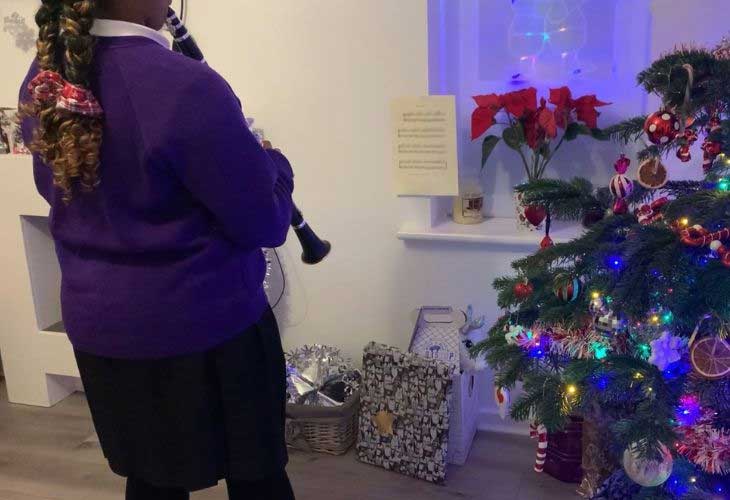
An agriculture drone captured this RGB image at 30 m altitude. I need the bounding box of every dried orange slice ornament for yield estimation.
[637,158,669,189]
[691,336,730,379]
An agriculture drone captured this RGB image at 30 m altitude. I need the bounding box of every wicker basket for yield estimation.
[285,392,360,455]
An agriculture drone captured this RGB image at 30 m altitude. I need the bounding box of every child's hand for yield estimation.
[262,140,281,152]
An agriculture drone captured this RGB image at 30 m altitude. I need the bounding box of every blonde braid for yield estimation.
[49,0,103,197]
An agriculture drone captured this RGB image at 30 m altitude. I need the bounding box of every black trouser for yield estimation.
[125,472,296,500]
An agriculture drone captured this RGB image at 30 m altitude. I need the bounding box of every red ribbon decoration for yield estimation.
[28,70,103,118]
[680,225,730,267]
[635,197,669,225]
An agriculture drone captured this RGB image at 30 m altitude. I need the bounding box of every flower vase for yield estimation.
[514,191,545,232]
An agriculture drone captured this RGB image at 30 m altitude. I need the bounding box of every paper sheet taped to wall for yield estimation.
[392,96,459,196]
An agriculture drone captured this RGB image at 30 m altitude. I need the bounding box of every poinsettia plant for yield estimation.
[471,87,610,181]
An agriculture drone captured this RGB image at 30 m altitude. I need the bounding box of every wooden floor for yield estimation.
[0,382,578,500]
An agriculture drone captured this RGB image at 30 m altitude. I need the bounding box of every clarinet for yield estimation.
[165,9,331,265]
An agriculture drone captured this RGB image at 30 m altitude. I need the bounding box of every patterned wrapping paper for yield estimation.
[357,342,453,484]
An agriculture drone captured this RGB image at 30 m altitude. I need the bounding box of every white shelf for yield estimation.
[0,154,32,162]
[397,217,584,247]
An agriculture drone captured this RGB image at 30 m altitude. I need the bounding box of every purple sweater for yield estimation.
[20,36,294,359]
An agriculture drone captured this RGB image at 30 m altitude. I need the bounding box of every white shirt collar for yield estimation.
[90,19,170,49]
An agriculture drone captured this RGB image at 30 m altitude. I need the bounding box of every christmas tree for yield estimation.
[478,38,730,498]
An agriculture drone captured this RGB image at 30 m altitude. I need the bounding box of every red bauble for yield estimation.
[524,205,547,227]
[609,174,634,199]
[540,235,554,249]
[514,281,534,301]
[614,154,630,174]
[613,198,629,215]
[644,111,680,145]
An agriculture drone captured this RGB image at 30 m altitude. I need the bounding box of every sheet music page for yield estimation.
[392,96,459,197]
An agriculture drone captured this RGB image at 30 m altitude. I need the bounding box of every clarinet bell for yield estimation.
[291,207,331,265]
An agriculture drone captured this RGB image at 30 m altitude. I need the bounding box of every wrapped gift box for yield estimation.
[357,342,452,484]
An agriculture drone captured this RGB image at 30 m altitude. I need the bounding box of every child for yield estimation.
[20,1,296,499]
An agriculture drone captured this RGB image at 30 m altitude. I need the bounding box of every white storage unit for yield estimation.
[408,306,482,465]
[0,155,80,407]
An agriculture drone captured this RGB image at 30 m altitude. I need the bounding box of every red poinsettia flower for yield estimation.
[549,86,573,128]
[501,87,537,119]
[471,93,502,140]
[537,98,557,139]
[572,94,610,129]
[523,98,557,150]
[523,110,539,150]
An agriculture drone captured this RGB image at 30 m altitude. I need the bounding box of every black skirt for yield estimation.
[75,308,288,492]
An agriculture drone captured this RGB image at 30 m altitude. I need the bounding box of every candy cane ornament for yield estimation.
[529,422,548,472]
[494,386,510,420]
[680,225,730,268]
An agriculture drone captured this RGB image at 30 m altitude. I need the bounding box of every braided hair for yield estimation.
[22,0,102,202]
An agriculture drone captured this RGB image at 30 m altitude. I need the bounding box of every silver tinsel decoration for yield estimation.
[285,345,361,407]
[3,13,35,53]
[262,248,273,291]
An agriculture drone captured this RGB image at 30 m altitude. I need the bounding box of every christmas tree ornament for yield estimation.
[554,275,582,302]
[676,144,691,162]
[622,443,673,487]
[676,129,698,162]
[505,324,526,345]
[643,110,680,145]
[702,138,723,173]
[529,422,548,473]
[524,205,547,227]
[648,331,685,371]
[691,336,730,379]
[594,312,621,335]
[635,197,668,225]
[614,154,631,174]
[701,114,722,173]
[612,198,629,215]
[514,280,534,301]
[637,158,668,189]
[610,174,634,199]
[679,224,730,268]
[540,235,554,249]
[494,386,510,420]
[707,114,722,134]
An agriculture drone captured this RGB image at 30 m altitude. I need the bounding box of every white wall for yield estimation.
[1,1,37,105]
